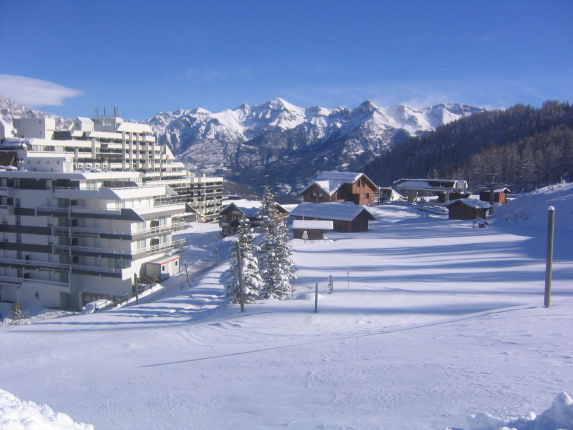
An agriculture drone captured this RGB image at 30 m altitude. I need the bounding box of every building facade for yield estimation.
[1,116,223,221]
[0,164,187,310]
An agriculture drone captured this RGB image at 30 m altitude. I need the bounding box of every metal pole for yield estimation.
[184,262,191,288]
[314,282,318,313]
[134,274,139,305]
[216,249,219,267]
[236,242,245,312]
[544,206,555,308]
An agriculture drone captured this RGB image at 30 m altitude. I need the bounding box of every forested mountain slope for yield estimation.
[364,101,573,189]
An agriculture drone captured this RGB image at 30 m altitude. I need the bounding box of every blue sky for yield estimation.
[0,0,571,120]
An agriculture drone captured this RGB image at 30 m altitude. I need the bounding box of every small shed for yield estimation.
[443,199,492,220]
[145,255,181,281]
[290,202,375,232]
[479,188,511,204]
[292,220,334,240]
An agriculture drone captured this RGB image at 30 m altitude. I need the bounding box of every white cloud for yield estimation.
[0,74,83,106]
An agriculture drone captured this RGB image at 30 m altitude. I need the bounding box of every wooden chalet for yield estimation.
[290,202,375,233]
[443,199,492,220]
[479,188,510,204]
[219,200,289,236]
[300,172,379,206]
[292,220,334,240]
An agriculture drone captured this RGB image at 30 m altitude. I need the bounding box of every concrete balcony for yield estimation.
[0,205,15,216]
[0,257,69,272]
[0,275,70,292]
[56,238,187,260]
[53,222,187,240]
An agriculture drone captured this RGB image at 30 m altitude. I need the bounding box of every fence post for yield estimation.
[236,242,245,312]
[216,249,220,267]
[314,282,318,313]
[184,262,191,288]
[134,274,139,305]
[544,206,555,308]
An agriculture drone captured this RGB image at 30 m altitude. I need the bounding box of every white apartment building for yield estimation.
[1,116,223,221]
[0,156,188,310]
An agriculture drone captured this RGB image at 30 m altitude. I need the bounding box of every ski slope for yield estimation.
[1,185,572,429]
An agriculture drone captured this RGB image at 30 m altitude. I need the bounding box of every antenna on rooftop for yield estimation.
[113,106,119,117]
[103,107,107,118]
[94,107,99,118]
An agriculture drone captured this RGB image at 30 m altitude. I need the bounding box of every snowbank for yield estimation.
[467,391,573,430]
[0,388,93,429]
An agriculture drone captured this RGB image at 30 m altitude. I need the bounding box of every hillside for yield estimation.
[1,185,572,429]
[364,101,573,189]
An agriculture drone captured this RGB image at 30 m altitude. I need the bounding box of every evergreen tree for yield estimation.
[224,215,264,304]
[258,188,296,300]
[9,300,28,325]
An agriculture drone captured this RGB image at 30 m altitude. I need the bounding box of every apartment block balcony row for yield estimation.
[52,238,186,260]
[0,257,123,280]
[51,222,187,240]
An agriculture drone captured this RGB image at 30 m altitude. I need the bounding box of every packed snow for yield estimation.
[0,185,572,429]
[0,388,93,429]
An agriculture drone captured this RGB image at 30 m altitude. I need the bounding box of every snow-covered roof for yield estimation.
[116,122,153,133]
[290,202,375,221]
[220,200,261,216]
[443,199,492,209]
[316,171,363,183]
[75,117,93,124]
[292,220,334,230]
[393,178,468,192]
[220,200,289,217]
[301,172,378,196]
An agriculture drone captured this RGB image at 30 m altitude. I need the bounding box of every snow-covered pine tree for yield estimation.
[224,215,264,304]
[258,188,296,300]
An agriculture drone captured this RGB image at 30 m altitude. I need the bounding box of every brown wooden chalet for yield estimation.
[300,172,379,205]
[443,199,492,220]
[290,202,375,233]
[219,200,289,236]
[479,188,510,204]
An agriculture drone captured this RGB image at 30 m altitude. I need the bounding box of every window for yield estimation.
[175,260,178,266]
[365,193,370,199]
[162,265,166,272]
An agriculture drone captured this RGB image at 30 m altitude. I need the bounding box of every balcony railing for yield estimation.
[0,257,69,271]
[0,275,69,289]
[53,222,187,237]
[136,238,186,254]
[67,238,186,256]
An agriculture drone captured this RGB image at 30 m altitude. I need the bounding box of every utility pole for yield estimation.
[544,206,555,307]
[314,282,318,313]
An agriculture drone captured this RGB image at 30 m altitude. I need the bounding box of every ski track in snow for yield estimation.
[1,185,572,430]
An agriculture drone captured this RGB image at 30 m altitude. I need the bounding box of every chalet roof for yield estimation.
[219,200,289,217]
[290,202,375,222]
[300,171,379,196]
[292,220,334,230]
[393,178,468,192]
[443,198,492,210]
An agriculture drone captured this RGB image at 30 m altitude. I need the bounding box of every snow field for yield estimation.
[0,186,572,429]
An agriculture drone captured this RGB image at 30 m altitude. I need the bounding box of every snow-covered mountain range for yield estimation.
[143,98,485,193]
[0,94,484,194]
[0,95,72,130]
